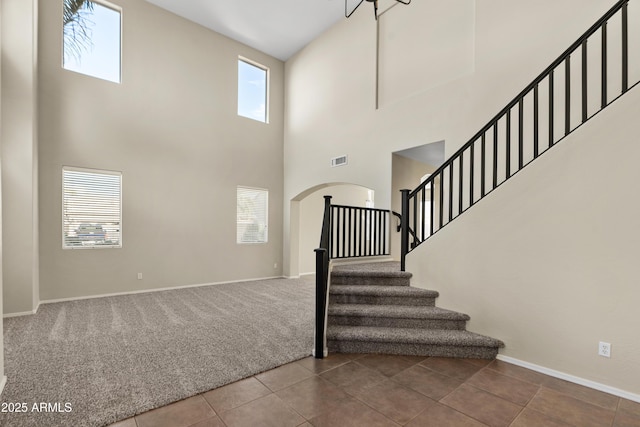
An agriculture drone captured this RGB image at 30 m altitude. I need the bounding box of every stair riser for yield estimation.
[328,316,466,330]
[328,341,499,359]
[329,294,436,306]
[331,276,410,287]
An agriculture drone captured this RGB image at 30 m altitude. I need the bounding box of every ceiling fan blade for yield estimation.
[345,0,365,18]
[395,0,411,4]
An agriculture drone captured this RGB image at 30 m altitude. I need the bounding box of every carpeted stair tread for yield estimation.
[330,285,439,299]
[327,325,504,348]
[331,261,411,279]
[328,304,469,320]
[326,261,505,359]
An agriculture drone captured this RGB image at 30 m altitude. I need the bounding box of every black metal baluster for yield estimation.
[549,69,555,147]
[357,208,362,257]
[622,1,629,93]
[421,188,426,241]
[493,123,498,189]
[534,84,539,158]
[481,134,486,197]
[376,210,380,255]
[439,171,444,229]
[565,56,571,135]
[353,208,360,257]
[370,210,375,256]
[412,190,420,241]
[459,153,464,215]
[582,40,588,123]
[506,110,512,177]
[347,208,352,257]
[601,21,608,108]
[470,142,475,206]
[518,98,524,169]
[377,210,382,255]
[372,210,377,256]
[382,211,387,255]
[430,180,434,236]
[448,164,453,222]
[362,209,367,256]
[341,207,346,258]
[369,211,376,255]
[372,210,376,255]
[352,208,356,257]
[368,210,372,256]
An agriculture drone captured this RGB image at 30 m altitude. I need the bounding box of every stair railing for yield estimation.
[314,195,394,358]
[401,0,639,271]
[313,196,332,359]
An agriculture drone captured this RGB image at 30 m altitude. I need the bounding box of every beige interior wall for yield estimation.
[409,86,640,396]
[298,184,372,275]
[283,0,614,276]
[1,0,39,314]
[378,0,475,107]
[390,154,436,260]
[37,0,285,302]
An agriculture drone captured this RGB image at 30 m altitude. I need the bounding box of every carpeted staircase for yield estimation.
[327,261,504,358]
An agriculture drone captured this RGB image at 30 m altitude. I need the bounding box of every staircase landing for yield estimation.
[327,261,504,359]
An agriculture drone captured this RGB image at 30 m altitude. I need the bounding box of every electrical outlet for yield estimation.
[274,263,278,269]
[137,273,143,280]
[598,342,611,358]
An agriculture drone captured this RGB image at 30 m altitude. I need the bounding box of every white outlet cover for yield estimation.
[598,341,611,358]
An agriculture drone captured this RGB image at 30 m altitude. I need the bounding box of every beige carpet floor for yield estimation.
[1,278,314,427]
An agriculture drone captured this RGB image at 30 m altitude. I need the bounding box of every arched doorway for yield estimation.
[287,183,374,278]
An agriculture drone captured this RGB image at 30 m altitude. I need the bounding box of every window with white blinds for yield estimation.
[237,186,268,244]
[62,167,122,249]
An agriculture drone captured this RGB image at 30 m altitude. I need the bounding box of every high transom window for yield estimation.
[238,58,269,123]
[63,0,122,83]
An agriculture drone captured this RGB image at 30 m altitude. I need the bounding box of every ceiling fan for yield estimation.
[346,0,411,20]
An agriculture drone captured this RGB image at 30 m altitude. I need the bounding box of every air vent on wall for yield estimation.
[331,155,348,167]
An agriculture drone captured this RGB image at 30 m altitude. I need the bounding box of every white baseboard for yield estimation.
[3,303,40,319]
[2,276,286,316]
[497,355,640,403]
[299,272,315,277]
[0,376,7,396]
[39,276,285,306]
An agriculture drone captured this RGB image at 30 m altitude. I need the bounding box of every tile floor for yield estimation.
[109,354,640,427]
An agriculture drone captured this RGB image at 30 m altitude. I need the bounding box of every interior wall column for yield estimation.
[1,0,39,315]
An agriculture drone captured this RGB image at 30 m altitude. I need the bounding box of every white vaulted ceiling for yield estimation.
[145,0,348,61]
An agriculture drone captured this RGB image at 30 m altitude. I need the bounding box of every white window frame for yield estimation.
[62,0,123,84]
[237,186,269,244]
[237,56,270,123]
[62,166,123,249]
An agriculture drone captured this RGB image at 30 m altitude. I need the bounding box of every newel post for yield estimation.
[400,189,410,272]
[314,248,327,359]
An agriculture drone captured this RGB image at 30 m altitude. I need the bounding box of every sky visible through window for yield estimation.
[63,1,121,83]
[238,60,268,123]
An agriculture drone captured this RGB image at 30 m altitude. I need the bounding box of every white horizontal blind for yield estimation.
[237,186,268,244]
[63,167,122,248]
